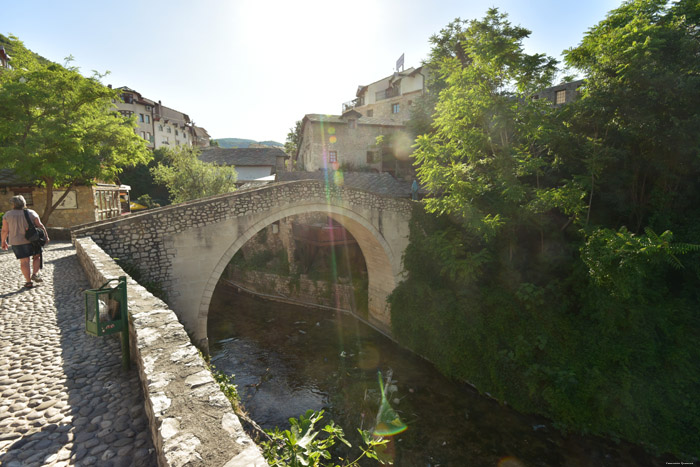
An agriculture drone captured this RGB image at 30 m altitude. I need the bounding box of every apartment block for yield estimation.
[113,86,209,150]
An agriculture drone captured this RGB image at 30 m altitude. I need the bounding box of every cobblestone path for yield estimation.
[0,242,156,466]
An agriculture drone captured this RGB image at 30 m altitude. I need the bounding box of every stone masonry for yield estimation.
[74,238,267,466]
[72,181,412,350]
[0,242,156,466]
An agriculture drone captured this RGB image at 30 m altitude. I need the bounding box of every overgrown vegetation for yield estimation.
[0,36,151,224]
[210,359,389,466]
[390,1,700,458]
[150,146,238,204]
[261,410,389,467]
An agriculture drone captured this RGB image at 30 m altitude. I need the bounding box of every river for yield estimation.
[208,284,670,467]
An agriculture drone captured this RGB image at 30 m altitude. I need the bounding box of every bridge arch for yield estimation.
[73,181,412,351]
[196,202,399,345]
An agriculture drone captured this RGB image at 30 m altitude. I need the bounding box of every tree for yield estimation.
[563,0,700,234]
[0,36,151,224]
[119,147,171,206]
[284,120,302,160]
[412,9,565,263]
[151,146,238,203]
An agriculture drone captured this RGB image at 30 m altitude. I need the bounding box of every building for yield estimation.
[193,126,211,148]
[0,46,10,69]
[535,79,584,105]
[199,147,289,186]
[114,86,208,150]
[0,169,130,228]
[295,111,411,176]
[342,66,426,122]
[114,87,157,148]
[153,101,193,149]
[294,65,424,178]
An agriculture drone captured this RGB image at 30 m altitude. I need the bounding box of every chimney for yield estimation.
[108,84,112,89]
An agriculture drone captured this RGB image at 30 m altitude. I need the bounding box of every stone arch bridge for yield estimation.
[73,181,413,349]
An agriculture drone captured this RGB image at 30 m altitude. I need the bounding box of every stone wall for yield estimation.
[74,237,267,467]
[71,180,412,347]
[0,186,96,228]
[225,270,358,314]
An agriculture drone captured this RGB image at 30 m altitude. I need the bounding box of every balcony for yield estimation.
[375,87,400,101]
[342,97,365,113]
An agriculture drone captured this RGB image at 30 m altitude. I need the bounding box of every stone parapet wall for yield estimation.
[74,237,267,467]
[71,181,412,308]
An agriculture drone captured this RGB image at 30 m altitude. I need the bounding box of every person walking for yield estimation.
[1,195,50,288]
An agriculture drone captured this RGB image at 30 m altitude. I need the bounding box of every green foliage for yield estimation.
[581,227,700,298]
[211,365,240,409]
[0,36,152,224]
[284,120,303,157]
[151,146,238,203]
[261,410,388,467]
[393,3,700,459]
[134,194,161,209]
[119,148,170,206]
[562,0,700,232]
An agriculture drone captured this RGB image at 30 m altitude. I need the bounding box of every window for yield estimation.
[140,131,146,139]
[145,105,152,111]
[391,103,400,114]
[146,132,152,142]
[145,115,150,124]
[348,119,356,129]
[162,137,169,145]
[555,90,566,104]
[367,109,373,117]
[329,151,337,163]
[175,130,179,136]
[139,114,144,123]
[167,127,171,133]
[158,124,163,131]
[122,93,133,104]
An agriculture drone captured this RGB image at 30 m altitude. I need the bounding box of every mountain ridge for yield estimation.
[214,138,283,149]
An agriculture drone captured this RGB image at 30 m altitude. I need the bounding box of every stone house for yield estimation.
[294,111,413,177]
[342,66,426,122]
[199,147,289,186]
[193,126,211,148]
[534,79,584,105]
[0,170,129,228]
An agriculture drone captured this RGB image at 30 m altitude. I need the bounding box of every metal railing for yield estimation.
[375,87,400,101]
[342,97,364,112]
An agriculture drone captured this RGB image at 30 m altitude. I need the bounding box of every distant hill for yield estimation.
[1,33,52,65]
[215,138,283,149]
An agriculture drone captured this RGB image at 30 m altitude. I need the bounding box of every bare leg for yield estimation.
[32,254,41,276]
[19,257,31,283]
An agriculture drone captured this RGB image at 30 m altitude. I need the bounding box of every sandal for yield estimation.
[24,282,33,289]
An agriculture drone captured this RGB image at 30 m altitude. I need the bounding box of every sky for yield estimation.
[2,0,622,143]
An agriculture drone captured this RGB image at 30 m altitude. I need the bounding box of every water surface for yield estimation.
[208,285,669,467]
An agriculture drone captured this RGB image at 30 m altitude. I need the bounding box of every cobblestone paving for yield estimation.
[0,242,156,466]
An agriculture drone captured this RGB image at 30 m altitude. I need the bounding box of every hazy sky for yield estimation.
[3,0,621,143]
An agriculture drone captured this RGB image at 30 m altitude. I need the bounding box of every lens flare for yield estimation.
[328,127,336,135]
[329,135,337,144]
[373,371,407,437]
[333,170,344,186]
